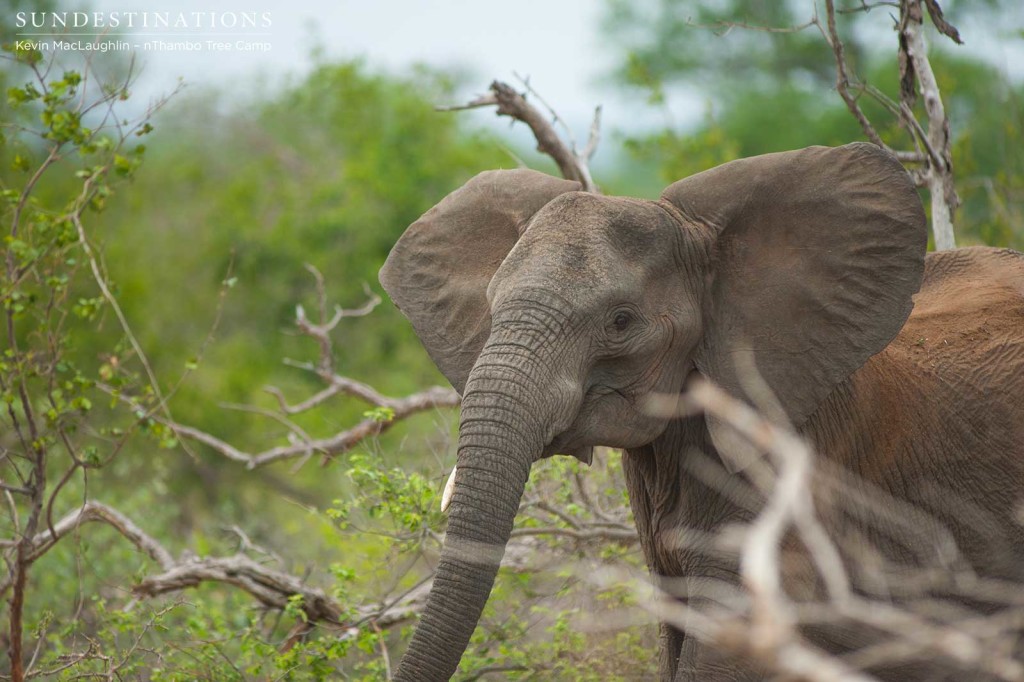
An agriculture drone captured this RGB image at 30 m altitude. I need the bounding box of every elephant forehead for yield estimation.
[517,194,674,267]
[489,194,677,307]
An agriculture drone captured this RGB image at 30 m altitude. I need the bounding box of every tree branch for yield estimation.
[135,384,458,469]
[438,80,600,192]
[635,374,1024,679]
[100,269,461,470]
[0,499,431,631]
[509,525,638,544]
[899,0,959,249]
[132,553,344,623]
[822,0,888,150]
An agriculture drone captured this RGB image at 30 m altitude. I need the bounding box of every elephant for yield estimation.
[378,142,1024,680]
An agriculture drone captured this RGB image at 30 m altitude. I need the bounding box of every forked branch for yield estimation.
[818,0,959,249]
[898,0,959,249]
[104,268,461,469]
[633,379,1024,680]
[438,80,601,192]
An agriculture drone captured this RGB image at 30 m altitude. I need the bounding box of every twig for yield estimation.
[99,269,460,470]
[72,196,173,428]
[461,664,532,681]
[130,385,458,469]
[922,0,963,44]
[688,16,820,36]
[823,0,887,149]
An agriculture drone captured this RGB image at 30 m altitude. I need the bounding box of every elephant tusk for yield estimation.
[441,466,458,512]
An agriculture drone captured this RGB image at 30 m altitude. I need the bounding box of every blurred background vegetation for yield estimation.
[1,0,1022,679]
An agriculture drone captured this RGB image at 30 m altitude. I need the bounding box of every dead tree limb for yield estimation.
[438,80,601,192]
[816,0,960,249]
[153,385,458,469]
[684,1,961,248]
[132,553,345,623]
[822,0,887,150]
[899,0,959,250]
[0,497,629,637]
[634,379,1024,680]
[100,268,461,469]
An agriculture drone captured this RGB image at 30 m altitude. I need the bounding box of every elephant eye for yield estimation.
[612,310,633,332]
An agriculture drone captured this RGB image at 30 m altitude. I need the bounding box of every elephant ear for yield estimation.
[380,169,582,394]
[662,143,927,470]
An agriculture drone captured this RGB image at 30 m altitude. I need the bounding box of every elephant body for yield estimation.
[626,246,1024,680]
[379,144,1024,680]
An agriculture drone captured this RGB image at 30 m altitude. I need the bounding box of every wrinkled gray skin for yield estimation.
[379,144,1024,681]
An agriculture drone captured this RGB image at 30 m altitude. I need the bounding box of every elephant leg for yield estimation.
[658,622,684,681]
[675,637,764,682]
[674,636,702,682]
[671,590,766,681]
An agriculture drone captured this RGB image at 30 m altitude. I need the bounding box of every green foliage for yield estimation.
[604,0,1024,247]
[0,42,168,681]
[94,60,505,454]
[0,63,150,463]
[24,595,387,681]
[1,45,654,679]
[328,451,444,537]
[605,0,841,97]
[363,405,396,423]
[448,453,652,679]
[8,3,1018,678]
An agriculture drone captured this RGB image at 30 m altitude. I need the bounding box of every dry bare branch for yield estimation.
[509,525,638,544]
[899,0,959,249]
[822,0,888,150]
[438,80,600,192]
[813,0,962,248]
[133,554,344,623]
[100,269,461,469]
[688,15,820,36]
[922,0,963,44]
[157,384,458,469]
[635,377,1024,680]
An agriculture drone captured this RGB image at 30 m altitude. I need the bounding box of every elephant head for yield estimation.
[380,143,927,680]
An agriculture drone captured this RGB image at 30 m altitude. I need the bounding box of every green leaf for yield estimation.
[361,406,395,423]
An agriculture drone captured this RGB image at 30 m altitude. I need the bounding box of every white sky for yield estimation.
[73,0,668,153]
[25,1,1024,155]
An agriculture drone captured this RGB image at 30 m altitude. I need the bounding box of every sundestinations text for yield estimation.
[15,12,273,30]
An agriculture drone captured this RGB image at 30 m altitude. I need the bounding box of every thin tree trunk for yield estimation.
[901,0,959,250]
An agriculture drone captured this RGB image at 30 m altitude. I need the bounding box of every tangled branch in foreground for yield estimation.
[632,380,1024,681]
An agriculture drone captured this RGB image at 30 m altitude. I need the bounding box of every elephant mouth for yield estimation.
[539,383,634,458]
[543,433,583,458]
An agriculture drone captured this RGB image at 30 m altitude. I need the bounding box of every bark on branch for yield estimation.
[1,496,634,640]
[157,384,459,469]
[899,0,959,250]
[438,80,601,192]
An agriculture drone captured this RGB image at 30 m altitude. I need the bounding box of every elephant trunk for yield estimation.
[394,341,553,681]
